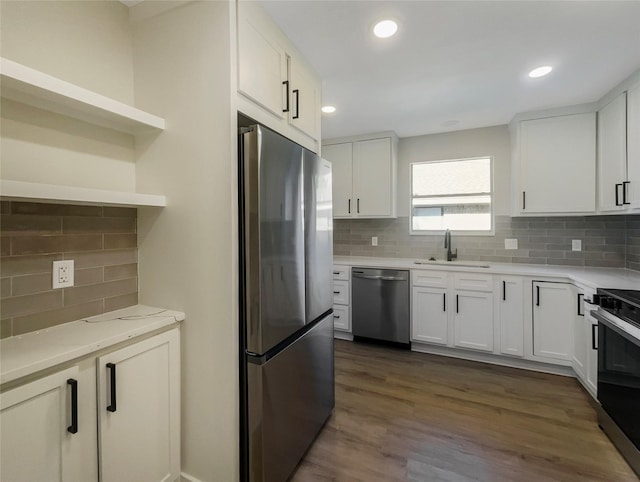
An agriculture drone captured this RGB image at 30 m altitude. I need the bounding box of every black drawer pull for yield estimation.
[591,324,598,350]
[536,286,540,306]
[615,183,623,206]
[623,181,630,205]
[456,294,459,313]
[443,293,446,312]
[106,363,117,413]
[67,379,78,434]
[577,293,584,316]
[292,89,300,119]
[333,315,340,319]
[502,281,506,301]
[333,291,340,294]
[282,80,290,113]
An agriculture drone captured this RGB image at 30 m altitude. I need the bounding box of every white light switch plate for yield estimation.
[572,240,582,251]
[52,260,74,288]
[505,239,518,250]
[371,236,378,246]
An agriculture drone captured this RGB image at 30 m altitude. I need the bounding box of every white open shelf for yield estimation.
[1,180,166,208]
[0,57,165,135]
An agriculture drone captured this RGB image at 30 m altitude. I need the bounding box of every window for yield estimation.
[411,157,493,234]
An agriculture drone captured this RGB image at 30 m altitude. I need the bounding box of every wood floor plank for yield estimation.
[291,340,639,482]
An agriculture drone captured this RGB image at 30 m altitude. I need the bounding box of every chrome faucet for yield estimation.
[444,229,457,262]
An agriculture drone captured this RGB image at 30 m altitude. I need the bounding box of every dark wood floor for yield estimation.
[291,340,638,482]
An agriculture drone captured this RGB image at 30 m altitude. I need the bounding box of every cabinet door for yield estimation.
[532,282,573,361]
[453,291,494,352]
[572,290,587,380]
[1,366,81,481]
[323,143,353,218]
[333,304,350,332]
[237,1,287,118]
[499,277,524,357]
[289,57,320,141]
[598,93,628,212]
[411,286,448,345]
[586,311,598,397]
[627,83,640,209]
[98,329,180,482]
[353,137,393,217]
[520,113,596,213]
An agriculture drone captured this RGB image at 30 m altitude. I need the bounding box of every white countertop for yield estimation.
[0,305,185,385]
[334,256,640,290]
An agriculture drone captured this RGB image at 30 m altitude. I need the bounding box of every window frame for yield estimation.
[409,156,495,236]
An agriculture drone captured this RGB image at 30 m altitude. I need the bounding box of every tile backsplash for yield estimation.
[335,214,640,271]
[1,201,138,338]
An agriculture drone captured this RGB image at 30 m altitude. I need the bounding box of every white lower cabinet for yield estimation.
[497,277,525,357]
[411,271,494,353]
[0,328,180,482]
[453,291,494,352]
[411,286,448,345]
[572,287,588,380]
[0,362,97,481]
[333,265,351,333]
[532,281,574,361]
[98,329,180,482]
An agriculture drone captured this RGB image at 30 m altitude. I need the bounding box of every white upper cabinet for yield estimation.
[598,93,628,211]
[236,1,321,152]
[515,112,596,214]
[626,82,640,209]
[288,56,320,141]
[237,7,287,119]
[323,143,353,217]
[323,133,397,219]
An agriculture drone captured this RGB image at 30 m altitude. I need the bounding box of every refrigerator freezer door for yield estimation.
[247,314,335,482]
[242,126,306,355]
[303,150,334,324]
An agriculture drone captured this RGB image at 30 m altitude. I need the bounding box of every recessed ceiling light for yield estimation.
[373,20,398,39]
[528,66,553,78]
[321,105,336,114]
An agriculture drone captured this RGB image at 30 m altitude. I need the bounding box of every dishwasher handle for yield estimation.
[352,273,407,281]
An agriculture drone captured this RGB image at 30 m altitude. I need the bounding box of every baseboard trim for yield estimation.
[181,472,204,482]
[411,342,575,377]
[333,331,354,341]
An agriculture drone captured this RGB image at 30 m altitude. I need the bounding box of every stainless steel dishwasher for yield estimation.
[351,267,410,345]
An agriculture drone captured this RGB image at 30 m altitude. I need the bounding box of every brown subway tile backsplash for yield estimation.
[0,201,138,337]
[334,214,640,271]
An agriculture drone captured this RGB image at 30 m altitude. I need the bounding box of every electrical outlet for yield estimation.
[572,240,582,251]
[505,239,518,250]
[52,260,74,289]
[372,236,378,246]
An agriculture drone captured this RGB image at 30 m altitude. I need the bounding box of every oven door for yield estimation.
[593,310,640,450]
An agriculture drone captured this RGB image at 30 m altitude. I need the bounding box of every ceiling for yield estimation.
[260,1,640,140]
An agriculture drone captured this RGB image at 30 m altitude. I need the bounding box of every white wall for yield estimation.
[397,125,511,217]
[0,1,137,191]
[132,2,238,481]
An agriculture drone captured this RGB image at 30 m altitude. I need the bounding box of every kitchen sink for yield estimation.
[414,260,491,268]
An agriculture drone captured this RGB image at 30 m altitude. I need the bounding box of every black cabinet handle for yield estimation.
[577,293,584,316]
[615,183,623,206]
[348,199,351,214]
[333,314,340,319]
[456,294,459,313]
[443,293,446,312]
[333,271,340,275]
[67,379,78,434]
[522,191,526,210]
[536,286,540,306]
[591,324,598,350]
[623,181,630,205]
[292,89,300,119]
[333,291,340,294]
[282,80,290,113]
[502,281,506,301]
[106,363,117,413]
[357,199,360,213]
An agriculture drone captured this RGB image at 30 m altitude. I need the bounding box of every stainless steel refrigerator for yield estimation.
[239,124,334,482]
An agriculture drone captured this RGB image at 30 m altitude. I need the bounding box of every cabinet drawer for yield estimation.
[333,281,349,305]
[412,270,448,288]
[332,305,350,331]
[332,266,349,281]
[453,273,493,292]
